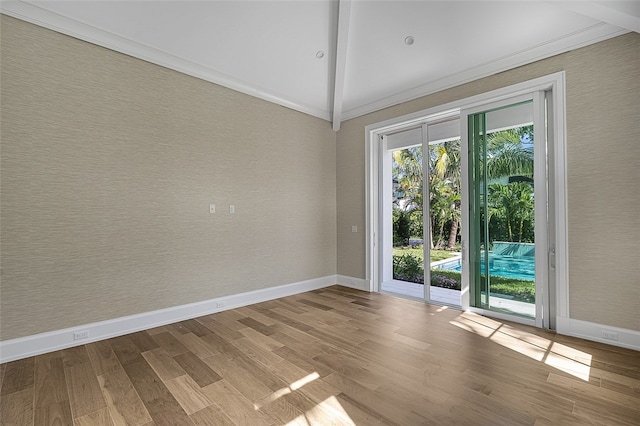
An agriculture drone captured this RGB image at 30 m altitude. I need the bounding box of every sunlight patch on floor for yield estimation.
[254,372,356,425]
[254,372,320,410]
[291,396,356,426]
[450,312,592,381]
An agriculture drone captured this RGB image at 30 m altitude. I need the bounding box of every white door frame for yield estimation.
[461,92,548,327]
[365,72,569,328]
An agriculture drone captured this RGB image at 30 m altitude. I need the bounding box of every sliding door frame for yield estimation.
[365,72,569,328]
[462,92,548,327]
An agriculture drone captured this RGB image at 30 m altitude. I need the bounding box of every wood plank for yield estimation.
[0,363,6,392]
[231,337,284,367]
[200,317,246,341]
[238,317,276,336]
[238,327,284,351]
[174,332,217,360]
[572,399,640,426]
[173,352,222,388]
[202,353,272,402]
[199,331,239,355]
[128,331,160,353]
[64,360,107,418]
[1,357,34,395]
[258,396,306,425]
[190,403,236,426]
[0,388,34,426]
[34,400,73,426]
[235,305,278,326]
[34,355,68,405]
[141,348,186,382]
[164,374,214,415]
[267,322,316,345]
[86,340,122,376]
[333,393,388,425]
[110,335,145,366]
[547,372,640,410]
[74,407,114,426]
[98,366,153,425]
[201,379,273,426]
[272,344,335,378]
[61,346,90,368]
[297,297,335,311]
[122,359,191,425]
[151,332,189,357]
[180,319,213,337]
[323,373,404,425]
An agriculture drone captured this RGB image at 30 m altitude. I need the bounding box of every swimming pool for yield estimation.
[435,253,535,281]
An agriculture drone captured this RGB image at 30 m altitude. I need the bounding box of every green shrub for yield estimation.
[430,270,461,290]
[393,254,423,283]
[393,209,411,246]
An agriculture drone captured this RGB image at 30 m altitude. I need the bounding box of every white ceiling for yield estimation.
[2,1,639,130]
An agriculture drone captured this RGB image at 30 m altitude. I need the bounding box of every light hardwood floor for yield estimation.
[1,286,639,425]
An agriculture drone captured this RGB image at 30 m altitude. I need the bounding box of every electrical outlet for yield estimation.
[602,330,619,341]
[73,330,89,340]
[209,203,216,214]
[216,301,225,308]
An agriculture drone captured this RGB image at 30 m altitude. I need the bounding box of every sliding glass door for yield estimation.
[379,118,462,306]
[465,93,549,326]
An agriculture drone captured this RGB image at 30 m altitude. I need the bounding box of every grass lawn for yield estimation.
[392,246,458,264]
[429,270,535,303]
[392,248,535,303]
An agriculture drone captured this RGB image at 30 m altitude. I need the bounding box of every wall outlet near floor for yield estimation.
[602,330,619,341]
[73,330,89,340]
[216,301,225,308]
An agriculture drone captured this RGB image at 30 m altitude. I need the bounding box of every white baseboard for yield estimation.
[0,275,338,363]
[336,275,371,292]
[556,316,640,351]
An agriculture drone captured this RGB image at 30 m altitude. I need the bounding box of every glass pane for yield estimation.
[388,145,424,298]
[470,101,536,318]
[429,138,462,306]
[484,104,535,317]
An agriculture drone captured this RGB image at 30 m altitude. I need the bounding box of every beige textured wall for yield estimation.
[336,33,640,331]
[0,16,337,340]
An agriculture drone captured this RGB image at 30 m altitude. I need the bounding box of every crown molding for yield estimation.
[341,23,628,122]
[1,1,629,126]
[0,1,332,121]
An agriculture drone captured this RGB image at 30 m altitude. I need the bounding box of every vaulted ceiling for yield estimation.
[2,1,639,130]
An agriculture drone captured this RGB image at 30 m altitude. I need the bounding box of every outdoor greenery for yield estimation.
[392,247,457,263]
[391,125,537,302]
[392,258,535,303]
[392,126,536,250]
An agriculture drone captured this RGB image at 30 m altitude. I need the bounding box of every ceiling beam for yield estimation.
[332,0,352,132]
[557,1,640,33]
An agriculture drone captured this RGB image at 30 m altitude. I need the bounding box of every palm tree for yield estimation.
[432,139,461,249]
[486,127,534,180]
[488,182,534,242]
[392,147,423,212]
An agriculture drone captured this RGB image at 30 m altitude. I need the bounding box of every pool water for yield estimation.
[436,253,535,281]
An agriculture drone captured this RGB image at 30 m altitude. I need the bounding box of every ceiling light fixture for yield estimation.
[404,36,415,46]
[316,50,325,59]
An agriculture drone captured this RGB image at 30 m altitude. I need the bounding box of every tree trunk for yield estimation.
[430,216,435,249]
[447,219,459,249]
